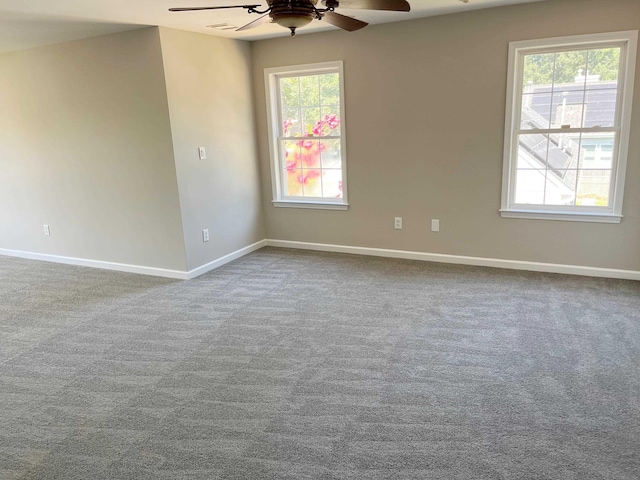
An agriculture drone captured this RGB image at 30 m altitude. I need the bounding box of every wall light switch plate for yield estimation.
[198,147,206,160]
[202,229,209,242]
[431,219,440,232]
[43,224,50,236]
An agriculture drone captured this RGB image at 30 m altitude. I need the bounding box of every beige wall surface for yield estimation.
[251,0,640,271]
[0,28,188,271]
[159,28,265,271]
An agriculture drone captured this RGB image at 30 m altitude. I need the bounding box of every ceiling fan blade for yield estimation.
[322,11,368,31]
[169,5,260,12]
[328,0,410,12]
[236,13,271,31]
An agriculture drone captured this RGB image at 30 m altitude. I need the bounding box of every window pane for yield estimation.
[320,108,341,136]
[586,47,620,89]
[299,75,320,107]
[523,52,555,87]
[302,107,321,136]
[321,139,341,169]
[319,73,340,106]
[521,92,552,130]
[583,88,617,128]
[547,133,580,173]
[284,168,303,197]
[299,139,321,168]
[544,170,577,206]
[578,133,615,169]
[280,77,300,109]
[515,168,546,204]
[282,107,302,136]
[301,169,321,196]
[551,90,585,128]
[281,140,302,197]
[576,170,611,206]
[553,50,588,87]
[517,134,549,168]
[322,169,343,198]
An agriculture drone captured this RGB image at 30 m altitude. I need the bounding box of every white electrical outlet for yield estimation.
[431,219,440,232]
[43,224,50,236]
[202,229,209,242]
[394,217,403,230]
[198,147,206,160]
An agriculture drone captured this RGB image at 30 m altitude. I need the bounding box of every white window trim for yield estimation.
[264,61,349,210]
[500,31,638,223]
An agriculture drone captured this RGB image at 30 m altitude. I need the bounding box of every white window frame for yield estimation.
[500,31,638,223]
[264,61,349,210]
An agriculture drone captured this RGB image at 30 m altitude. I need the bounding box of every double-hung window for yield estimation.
[501,31,637,223]
[265,61,348,210]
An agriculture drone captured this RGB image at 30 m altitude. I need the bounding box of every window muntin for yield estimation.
[265,62,348,209]
[501,32,637,222]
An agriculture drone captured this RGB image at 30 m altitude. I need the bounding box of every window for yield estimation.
[501,31,637,223]
[265,61,348,209]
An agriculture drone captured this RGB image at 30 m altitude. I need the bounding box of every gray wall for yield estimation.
[159,28,265,271]
[251,0,640,271]
[0,28,188,271]
[2,0,638,276]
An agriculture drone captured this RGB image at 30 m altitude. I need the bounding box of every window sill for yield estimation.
[273,201,349,211]
[500,209,622,223]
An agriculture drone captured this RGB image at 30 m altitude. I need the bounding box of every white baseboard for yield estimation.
[186,240,267,279]
[265,239,640,281]
[0,248,189,279]
[0,240,268,280]
[4,239,638,282]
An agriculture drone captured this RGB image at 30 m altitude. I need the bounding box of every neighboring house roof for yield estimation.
[528,82,617,128]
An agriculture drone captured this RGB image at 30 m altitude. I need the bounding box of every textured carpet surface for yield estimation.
[0,247,639,479]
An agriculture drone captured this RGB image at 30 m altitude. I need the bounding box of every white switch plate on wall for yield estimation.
[202,229,209,242]
[431,219,440,232]
[198,147,206,160]
[43,224,50,236]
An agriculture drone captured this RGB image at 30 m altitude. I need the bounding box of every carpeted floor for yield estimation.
[1,247,639,479]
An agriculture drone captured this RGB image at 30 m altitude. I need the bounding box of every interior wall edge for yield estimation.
[185,239,268,279]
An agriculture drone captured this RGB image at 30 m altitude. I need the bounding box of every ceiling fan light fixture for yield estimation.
[273,12,314,35]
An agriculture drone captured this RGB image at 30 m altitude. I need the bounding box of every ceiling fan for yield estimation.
[169,0,411,37]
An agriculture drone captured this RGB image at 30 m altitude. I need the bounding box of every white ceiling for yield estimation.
[0,0,546,53]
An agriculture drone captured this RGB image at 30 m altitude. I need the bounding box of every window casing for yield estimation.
[501,31,638,223]
[265,61,348,210]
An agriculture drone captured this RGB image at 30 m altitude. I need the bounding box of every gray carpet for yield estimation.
[1,247,639,479]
